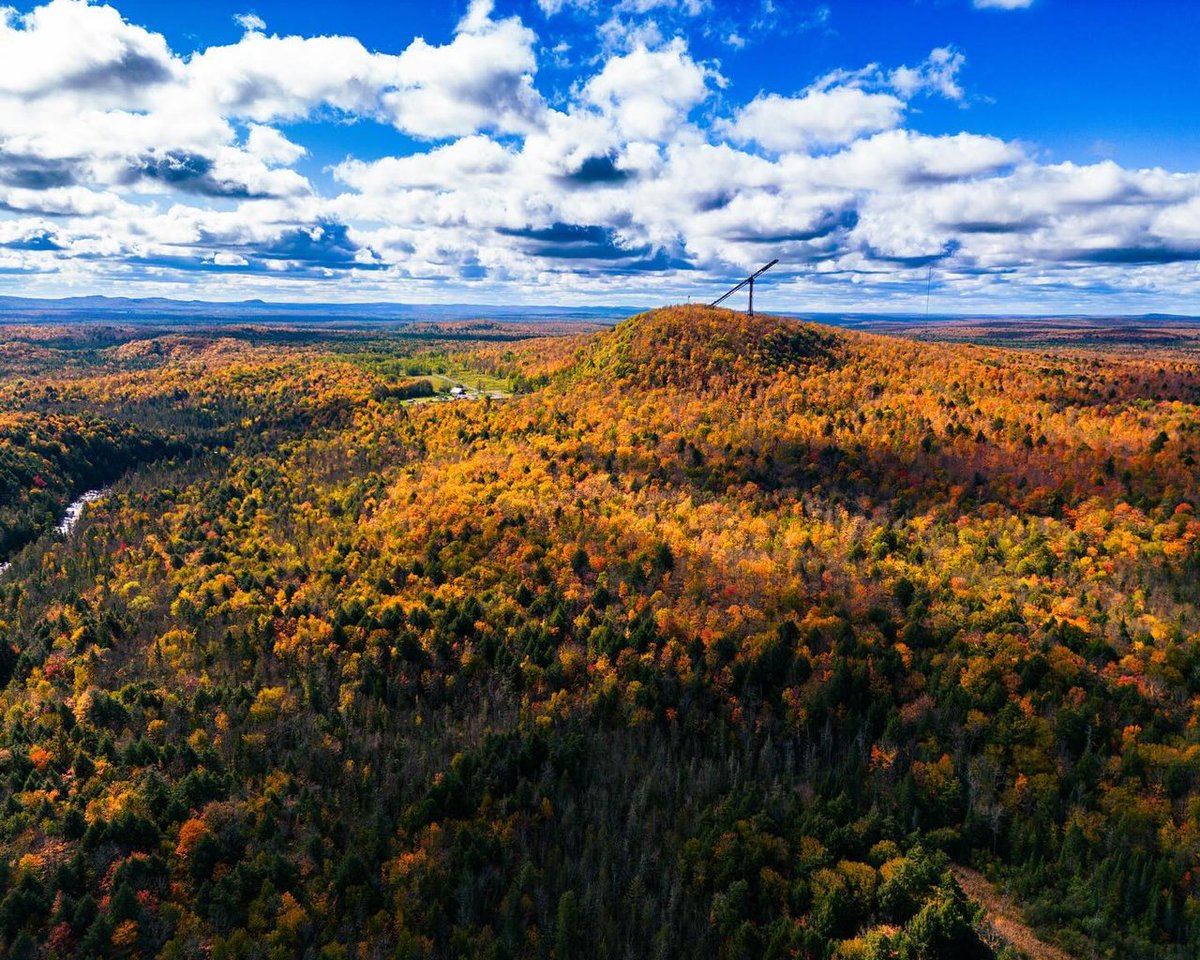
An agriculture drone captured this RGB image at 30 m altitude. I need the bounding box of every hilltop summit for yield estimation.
[571,304,840,389]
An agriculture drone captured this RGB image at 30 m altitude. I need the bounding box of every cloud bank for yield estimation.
[0,0,1196,311]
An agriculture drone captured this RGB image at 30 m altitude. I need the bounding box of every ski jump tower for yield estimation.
[709,259,779,317]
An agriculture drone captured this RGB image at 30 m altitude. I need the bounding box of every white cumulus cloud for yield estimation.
[720,88,905,152]
[582,38,719,140]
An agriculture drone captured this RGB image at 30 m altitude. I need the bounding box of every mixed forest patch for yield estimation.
[0,308,1196,959]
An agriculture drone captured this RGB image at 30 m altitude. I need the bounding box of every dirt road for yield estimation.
[953,865,1078,960]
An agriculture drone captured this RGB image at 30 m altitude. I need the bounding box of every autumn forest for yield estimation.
[0,307,1198,959]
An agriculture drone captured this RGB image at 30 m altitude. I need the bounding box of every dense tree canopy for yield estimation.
[0,308,1197,959]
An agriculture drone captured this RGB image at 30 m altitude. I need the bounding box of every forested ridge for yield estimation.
[0,307,1198,959]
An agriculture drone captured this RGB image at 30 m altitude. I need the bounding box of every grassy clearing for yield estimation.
[399,370,508,393]
[334,348,511,398]
[435,364,510,394]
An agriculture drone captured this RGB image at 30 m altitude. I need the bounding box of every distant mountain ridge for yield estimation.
[0,295,640,324]
[0,294,1197,326]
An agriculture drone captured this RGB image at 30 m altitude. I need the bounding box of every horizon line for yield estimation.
[1,294,1199,322]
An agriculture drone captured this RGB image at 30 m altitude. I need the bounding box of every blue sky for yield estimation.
[0,0,1198,312]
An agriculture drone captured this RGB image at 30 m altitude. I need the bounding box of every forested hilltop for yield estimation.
[0,307,1198,959]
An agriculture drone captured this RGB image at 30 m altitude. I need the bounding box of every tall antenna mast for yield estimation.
[710,259,779,317]
[925,265,933,320]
